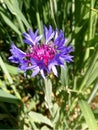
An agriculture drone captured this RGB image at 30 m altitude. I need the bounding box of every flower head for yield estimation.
[9,25,73,79]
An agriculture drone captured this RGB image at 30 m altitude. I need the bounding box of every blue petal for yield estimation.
[31,67,40,77]
[23,29,42,45]
[54,30,64,45]
[29,29,38,39]
[44,25,54,44]
[51,66,58,76]
[40,69,46,79]
[23,33,33,45]
[9,44,25,64]
[19,60,28,71]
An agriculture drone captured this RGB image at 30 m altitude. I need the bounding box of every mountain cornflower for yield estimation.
[9,25,73,79]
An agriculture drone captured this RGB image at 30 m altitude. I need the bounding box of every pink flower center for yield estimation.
[26,44,56,66]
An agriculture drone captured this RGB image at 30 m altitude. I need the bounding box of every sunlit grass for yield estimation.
[0,0,98,129]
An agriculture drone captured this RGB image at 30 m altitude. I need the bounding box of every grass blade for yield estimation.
[0,89,21,104]
[79,100,98,130]
[0,56,21,99]
[28,111,53,128]
[1,12,21,35]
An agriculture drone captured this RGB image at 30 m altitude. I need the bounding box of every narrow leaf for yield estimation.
[1,12,21,35]
[5,63,18,75]
[0,89,21,104]
[79,100,98,130]
[28,111,53,128]
[86,62,98,87]
[4,0,30,29]
[44,79,53,109]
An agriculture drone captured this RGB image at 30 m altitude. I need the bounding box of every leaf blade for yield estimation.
[79,100,98,130]
[0,89,21,104]
[28,111,53,128]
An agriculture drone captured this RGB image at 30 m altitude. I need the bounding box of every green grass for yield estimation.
[0,0,98,129]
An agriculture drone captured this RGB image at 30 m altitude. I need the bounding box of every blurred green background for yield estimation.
[0,0,98,129]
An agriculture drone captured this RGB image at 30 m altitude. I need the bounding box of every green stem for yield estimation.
[88,0,95,40]
[68,97,78,114]
[44,79,53,116]
[84,0,95,61]
[36,12,43,35]
[49,0,57,27]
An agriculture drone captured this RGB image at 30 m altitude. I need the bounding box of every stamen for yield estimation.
[26,44,56,66]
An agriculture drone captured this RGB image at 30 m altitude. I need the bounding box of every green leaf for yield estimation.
[0,12,21,35]
[0,89,21,104]
[52,103,60,125]
[79,46,98,91]
[28,111,53,128]
[41,126,50,130]
[44,79,53,109]
[79,100,98,130]
[86,62,98,87]
[0,56,21,99]
[5,63,18,75]
[4,0,30,29]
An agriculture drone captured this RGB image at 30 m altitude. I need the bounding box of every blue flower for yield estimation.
[23,29,42,45]
[9,25,73,79]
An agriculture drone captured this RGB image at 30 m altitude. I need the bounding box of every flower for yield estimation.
[9,25,73,79]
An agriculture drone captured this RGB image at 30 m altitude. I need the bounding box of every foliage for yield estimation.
[0,0,98,129]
